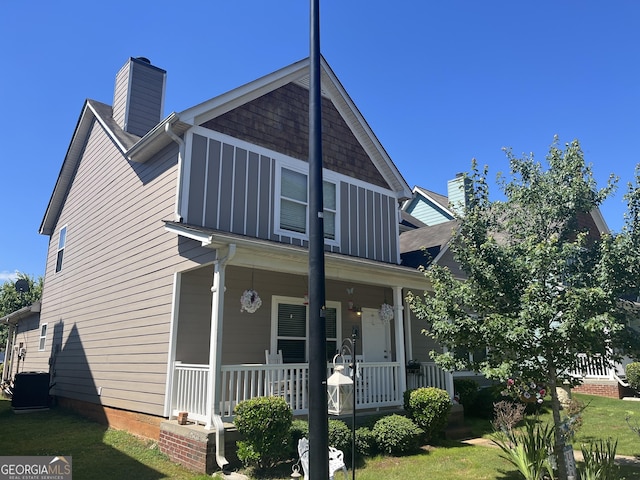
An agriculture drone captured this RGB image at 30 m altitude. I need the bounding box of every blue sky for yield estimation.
[1,1,639,281]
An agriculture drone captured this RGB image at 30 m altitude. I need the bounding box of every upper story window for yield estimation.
[39,323,48,351]
[278,167,338,243]
[55,226,67,273]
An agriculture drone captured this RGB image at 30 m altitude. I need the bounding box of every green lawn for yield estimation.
[1,394,639,480]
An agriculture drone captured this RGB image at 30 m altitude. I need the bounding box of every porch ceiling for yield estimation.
[165,221,429,290]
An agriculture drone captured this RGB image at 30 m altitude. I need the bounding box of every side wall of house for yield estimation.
[39,122,217,417]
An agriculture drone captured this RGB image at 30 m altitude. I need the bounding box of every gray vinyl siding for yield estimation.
[40,122,216,416]
[112,58,166,137]
[186,130,400,263]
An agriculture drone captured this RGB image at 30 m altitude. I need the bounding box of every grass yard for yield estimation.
[1,393,639,479]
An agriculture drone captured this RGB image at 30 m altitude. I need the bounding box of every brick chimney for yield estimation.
[112,57,166,137]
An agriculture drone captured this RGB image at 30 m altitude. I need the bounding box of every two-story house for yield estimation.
[19,56,454,473]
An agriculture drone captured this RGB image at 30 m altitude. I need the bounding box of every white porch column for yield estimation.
[205,244,236,430]
[393,286,407,396]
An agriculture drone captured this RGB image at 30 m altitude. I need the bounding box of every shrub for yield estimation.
[466,384,508,418]
[288,419,309,458]
[453,378,479,410]
[354,427,377,457]
[402,388,415,414]
[580,438,620,480]
[234,396,293,469]
[372,414,423,455]
[408,387,451,441]
[626,362,640,392]
[328,419,351,454]
[492,420,555,480]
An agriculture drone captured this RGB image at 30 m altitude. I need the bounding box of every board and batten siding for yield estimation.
[184,128,400,263]
[39,121,217,417]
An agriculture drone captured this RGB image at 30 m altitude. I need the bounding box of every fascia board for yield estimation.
[165,222,428,290]
[40,102,95,235]
[179,59,309,126]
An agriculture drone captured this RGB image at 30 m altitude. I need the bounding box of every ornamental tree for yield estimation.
[0,273,43,351]
[407,138,640,480]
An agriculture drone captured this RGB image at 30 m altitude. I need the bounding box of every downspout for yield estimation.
[164,122,186,222]
[205,244,236,470]
[2,321,15,382]
[393,286,407,397]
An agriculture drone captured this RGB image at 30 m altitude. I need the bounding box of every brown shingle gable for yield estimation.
[200,82,388,188]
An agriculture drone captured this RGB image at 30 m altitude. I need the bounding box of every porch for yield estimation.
[171,360,453,423]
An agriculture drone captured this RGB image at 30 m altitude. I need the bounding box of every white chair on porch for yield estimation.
[265,349,286,396]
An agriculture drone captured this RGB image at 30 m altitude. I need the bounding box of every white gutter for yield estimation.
[164,122,186,222]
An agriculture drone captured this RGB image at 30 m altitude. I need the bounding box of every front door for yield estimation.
[360,307,391,362]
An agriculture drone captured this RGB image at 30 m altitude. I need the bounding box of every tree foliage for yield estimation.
[0,273,43,350]
[407,138,640,479]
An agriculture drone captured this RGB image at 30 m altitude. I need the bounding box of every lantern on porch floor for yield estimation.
[327,364,353,415]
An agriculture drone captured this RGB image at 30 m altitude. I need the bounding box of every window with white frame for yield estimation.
[278,167,337,242]
[272,296,340,363]
[39,323,48,351]
[55,226,67,273]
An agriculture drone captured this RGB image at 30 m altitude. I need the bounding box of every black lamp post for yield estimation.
[307,0,329,478]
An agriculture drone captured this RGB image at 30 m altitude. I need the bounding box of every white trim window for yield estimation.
[39,323,48,351]
[55,225,67,273]
[271,296,340,363]
[277,166,338,244]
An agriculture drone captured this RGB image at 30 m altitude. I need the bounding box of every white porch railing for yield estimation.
[172,361,418,422]
[569,353,616,380]
[406,362,455,398]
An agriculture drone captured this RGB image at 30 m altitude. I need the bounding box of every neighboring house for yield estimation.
[400,177,635,397]
[17,56,453,473]
[402,174,471,226]
[1,302,42,383]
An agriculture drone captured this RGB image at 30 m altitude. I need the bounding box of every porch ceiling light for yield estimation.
[327,364,353,416]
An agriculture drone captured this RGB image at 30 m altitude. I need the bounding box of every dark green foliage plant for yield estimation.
[288,419,309,458]
[492,419,555,480]
[579,438,620,480]
[626,362,640,392]
[453,378,479,410]
[233,396,292,469]
[407,387,451,442]
[354,427,376,457]
[402,388,415,414]
[372,414,423,456]
[328,419,351,454]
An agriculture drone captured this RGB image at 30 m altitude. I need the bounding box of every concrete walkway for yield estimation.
[462,437,640,467]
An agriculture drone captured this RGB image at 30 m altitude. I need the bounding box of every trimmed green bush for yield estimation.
[408,387,451,442]
[454,378,479,410]
[354,427,377,457]
[372,414,423,455]
[234,396,293,469]
[626,362,640,392]
[288,419,309,458]
[328,419,352,454]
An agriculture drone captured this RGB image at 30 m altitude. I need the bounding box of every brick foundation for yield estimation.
[572,380,629,399]
[159,422,217,474]
[55,396,163,439]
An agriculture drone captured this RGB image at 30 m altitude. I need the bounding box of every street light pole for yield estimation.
[307,0,329,478]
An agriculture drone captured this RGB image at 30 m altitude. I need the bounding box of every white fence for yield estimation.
[406,362,455,396]
[172,361,415,422]
[569,354,614,379]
